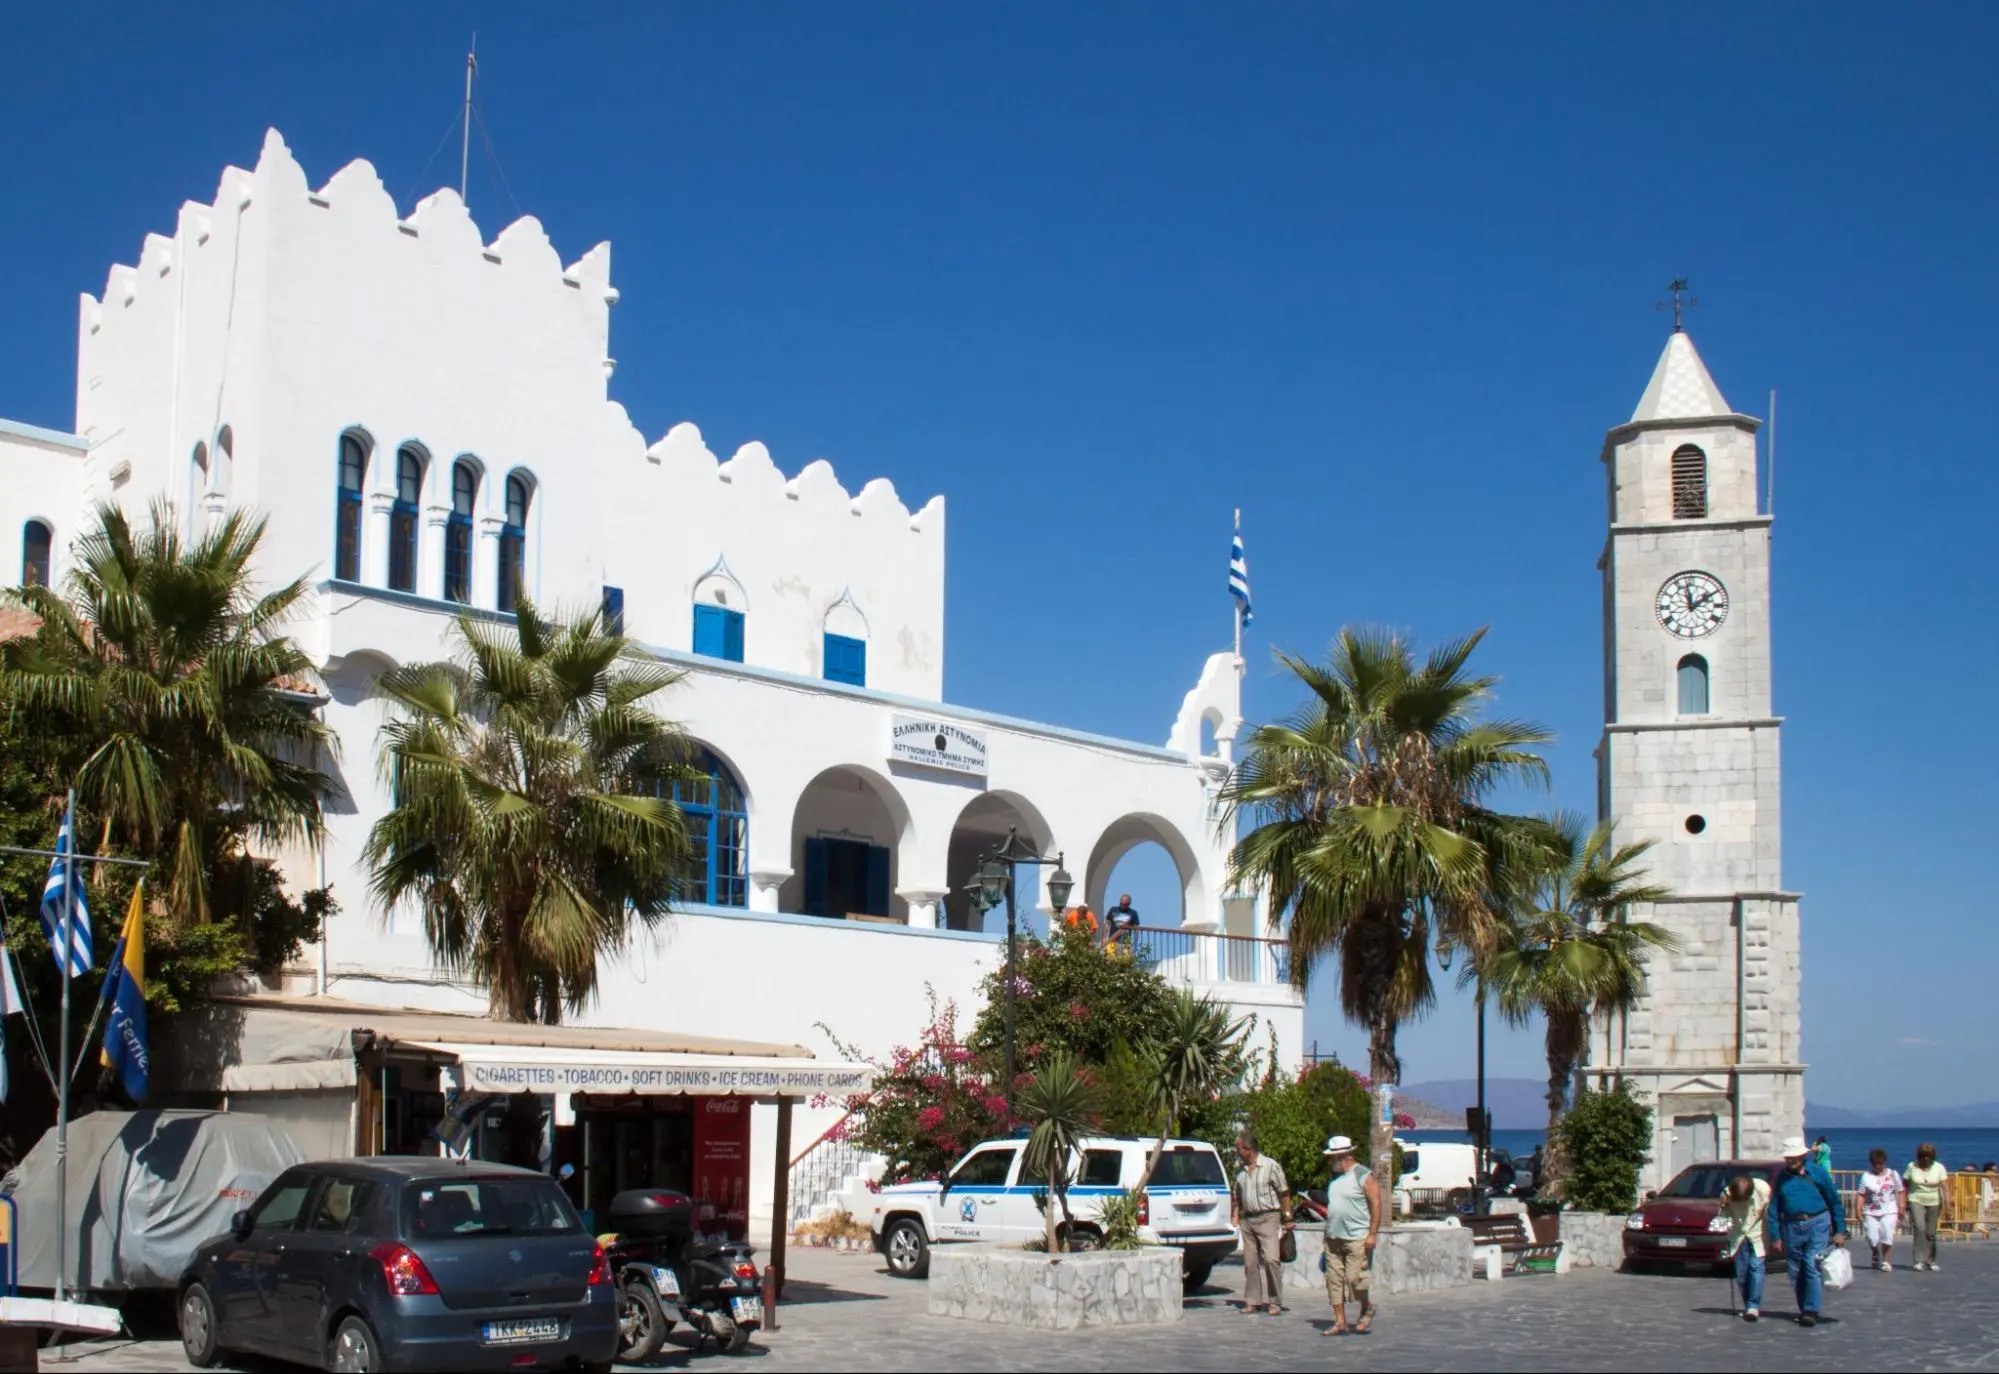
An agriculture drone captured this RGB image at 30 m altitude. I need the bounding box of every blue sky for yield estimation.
[3,4,1993,1110]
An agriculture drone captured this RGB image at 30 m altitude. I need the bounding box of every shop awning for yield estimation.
[399,1041,873,1099]
[162,995,872,1101]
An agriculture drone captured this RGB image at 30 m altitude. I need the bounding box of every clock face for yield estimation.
[1656,571,1729,639]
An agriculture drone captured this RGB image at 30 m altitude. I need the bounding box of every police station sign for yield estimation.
[890,714,989,777]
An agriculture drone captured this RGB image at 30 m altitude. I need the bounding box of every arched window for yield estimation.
[21,520,52,588]
[1677,653,1709,716]
[497,474,530,612]
[388,445,425,593]
[669,750,748,908]
[444,459,478,603]
[334,431,368,581]
[1671,444,1708,519]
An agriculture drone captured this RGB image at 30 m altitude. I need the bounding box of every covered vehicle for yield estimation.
[1623,1159,1785,1269]
[2,1109,305,1293]
[176,1157,617,1373]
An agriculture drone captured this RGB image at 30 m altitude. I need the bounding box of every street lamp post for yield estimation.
[972,827,1072,1123]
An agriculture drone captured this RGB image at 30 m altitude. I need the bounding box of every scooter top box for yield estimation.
[606,1189,696,1240]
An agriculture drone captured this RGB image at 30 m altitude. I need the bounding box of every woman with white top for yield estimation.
[1858,1149,1901,1272]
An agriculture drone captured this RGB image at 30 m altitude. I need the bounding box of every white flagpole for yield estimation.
[55,787,74,1304]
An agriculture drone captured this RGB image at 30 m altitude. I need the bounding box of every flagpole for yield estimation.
[55,788,73,1305]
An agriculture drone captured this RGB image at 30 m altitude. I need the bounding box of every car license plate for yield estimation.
[481,1317,561,1346]
[730,1296,762,1324]
[1659,1237,1688,1249]
[650,1265,681,1297]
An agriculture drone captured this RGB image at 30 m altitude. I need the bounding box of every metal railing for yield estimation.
[1827,1169,1996,1241]
[1123,925,1291,987]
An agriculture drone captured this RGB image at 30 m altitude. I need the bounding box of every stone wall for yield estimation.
[1558,1213,1627,1270]
[1284,1225,1473,1295]
[927,1246,1182,1329]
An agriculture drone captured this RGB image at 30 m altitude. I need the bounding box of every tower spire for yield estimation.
[459,35,478,205]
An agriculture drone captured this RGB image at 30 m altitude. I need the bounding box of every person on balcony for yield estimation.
[1106,893,1140,948]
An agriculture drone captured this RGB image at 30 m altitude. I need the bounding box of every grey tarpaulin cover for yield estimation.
[2,1109,304,1292]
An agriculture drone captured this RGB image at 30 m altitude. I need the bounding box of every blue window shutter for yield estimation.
[693,603,725,657]
[601,586,624,636]
[865,845,891,917]
[722,608,744,662]
[823,633,866,686]
[803,838,829,916]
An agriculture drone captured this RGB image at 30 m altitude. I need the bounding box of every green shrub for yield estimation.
[1097,1190,1144,1250]
[1556,1082,1653,1212]
[1213,1058,1374,1194]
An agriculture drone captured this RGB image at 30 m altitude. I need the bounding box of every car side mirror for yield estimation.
[232,1209,253,1240]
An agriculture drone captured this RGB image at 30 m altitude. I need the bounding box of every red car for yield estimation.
[1622,1159,1786,1270]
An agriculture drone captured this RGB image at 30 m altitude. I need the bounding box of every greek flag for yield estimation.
[39,804,92,978]
[1229,524,1253,626]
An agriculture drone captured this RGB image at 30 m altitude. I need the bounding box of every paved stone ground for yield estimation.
[34,1241,1999,1372]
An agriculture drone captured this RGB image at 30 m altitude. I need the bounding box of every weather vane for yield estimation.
[1656,278,1698,333]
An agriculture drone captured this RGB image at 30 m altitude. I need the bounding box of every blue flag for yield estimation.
[38,804,92,978]
[100,883,149,1102]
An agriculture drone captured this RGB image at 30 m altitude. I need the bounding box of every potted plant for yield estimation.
[1526,1195,1562,1245]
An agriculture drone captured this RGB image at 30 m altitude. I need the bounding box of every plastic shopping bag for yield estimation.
[1819,1246,1853,1289]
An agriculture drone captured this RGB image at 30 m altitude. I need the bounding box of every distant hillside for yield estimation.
[1397,1078,1549,1131]
[1809,1101,1999,1129]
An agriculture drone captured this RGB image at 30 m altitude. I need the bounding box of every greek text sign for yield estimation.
[456,1059,873,1098]
[890,714,989,777]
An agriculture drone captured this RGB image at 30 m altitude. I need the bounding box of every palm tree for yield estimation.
[1131,991,1250,1194]
[363,600,694,1023]
[1481,813,1678,1189]
[0,501,333,924]
[1223,627,1551,1171]
[1017,1051,1103,1254]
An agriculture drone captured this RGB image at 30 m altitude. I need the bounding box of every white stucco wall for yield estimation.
[67,130,945,699]
[0,421,90,589]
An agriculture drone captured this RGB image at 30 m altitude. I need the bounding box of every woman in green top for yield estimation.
[1904,1142,1948,1272]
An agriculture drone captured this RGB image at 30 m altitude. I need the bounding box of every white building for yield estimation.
[0,131,1300,1230]
[1587,326,1805,1187]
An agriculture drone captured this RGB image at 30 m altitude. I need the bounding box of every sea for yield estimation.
[1399,1126,1999,1173]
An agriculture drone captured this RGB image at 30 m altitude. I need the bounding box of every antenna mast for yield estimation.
[459,35,478,205]
[1767,388,1777,517]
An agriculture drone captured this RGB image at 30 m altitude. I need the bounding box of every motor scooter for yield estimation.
[600,1189,764,1358]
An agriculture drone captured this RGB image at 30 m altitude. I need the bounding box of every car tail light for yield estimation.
[1137,1193,1150,1227]
[587,1242,611,1286]
[369,1243,440,1296]
[733,1262,758,1282]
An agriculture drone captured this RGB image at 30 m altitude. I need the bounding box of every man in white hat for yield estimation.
[1319,1135,1383,1336]
[1769,1135,1848,1327]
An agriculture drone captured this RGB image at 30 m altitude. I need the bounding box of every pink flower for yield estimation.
[917,1106,945,1131]
[864,1179,883,1194]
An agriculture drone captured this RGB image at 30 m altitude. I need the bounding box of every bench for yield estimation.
[1465,1213,1561,1277]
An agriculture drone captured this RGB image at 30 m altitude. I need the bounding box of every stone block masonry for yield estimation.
[927,1246,1183,1329]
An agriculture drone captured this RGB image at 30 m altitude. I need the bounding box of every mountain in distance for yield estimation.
[1808,1101,1999,1129]
[1395,1078,1550,1131]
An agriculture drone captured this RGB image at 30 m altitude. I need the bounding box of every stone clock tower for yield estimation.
[1589,322,1804,1186]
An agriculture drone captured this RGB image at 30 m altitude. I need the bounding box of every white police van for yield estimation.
[867,1134,1237,1289]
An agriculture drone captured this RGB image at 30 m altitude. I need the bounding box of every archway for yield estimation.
[943,790,1053,933]
[784,765,912,922]
[1083,813,1206,930]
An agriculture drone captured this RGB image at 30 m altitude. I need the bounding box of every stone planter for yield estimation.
[1284,1224,1473,1295]
[928,1246,1183,1329]
[1556,1211,1627,1270]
